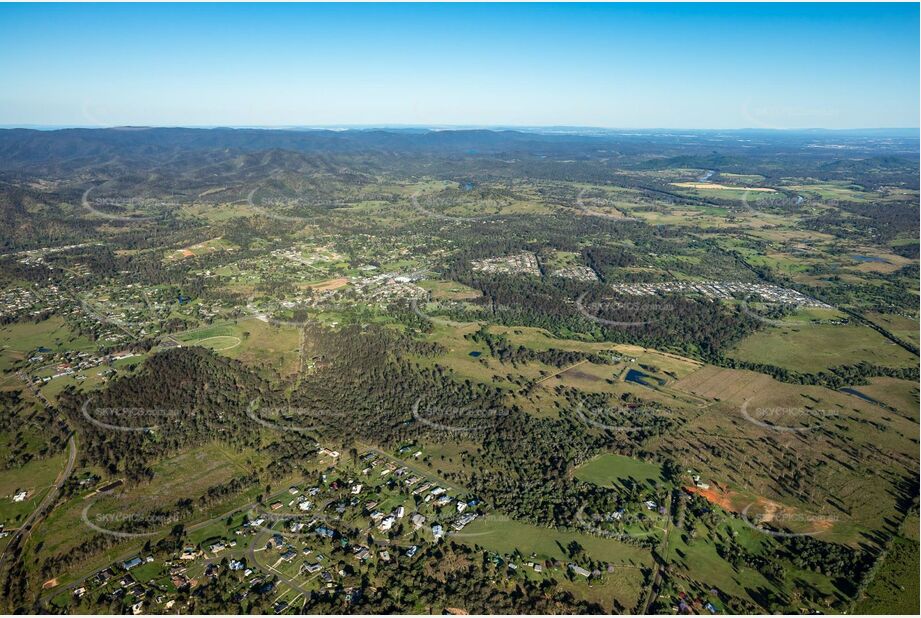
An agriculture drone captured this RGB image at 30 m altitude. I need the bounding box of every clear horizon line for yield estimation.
[1,124,918,133]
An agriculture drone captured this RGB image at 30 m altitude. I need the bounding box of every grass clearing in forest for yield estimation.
[458,515,653,568]
[176,318,301,375]
[574,453,665,489]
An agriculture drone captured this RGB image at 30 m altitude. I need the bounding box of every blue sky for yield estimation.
[1,3,918,129]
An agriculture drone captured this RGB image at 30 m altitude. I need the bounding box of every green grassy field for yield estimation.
[667,523,775,600]
[0,318,95,372]
[786,182,880,203]
[36,441,255,558]
[727,320,919,373]
[559,568,649,613]
[0,452,65,525]
[415,321,525,389]
[30,441,269,597]
[176,318,301,375]
[415,440,480,479]
[853,377,920,418]
[188,334,241,351]
[666,510,845,611]
[866,312,920,346]
[854,535,920,614]
[459,514,653,566]
[418,279,481,300]
[670,363,917,547]
[574,453,664,490]
[457,513,653,610]
[36,355,144,404]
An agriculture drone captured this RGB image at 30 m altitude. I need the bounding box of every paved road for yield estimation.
[16,370,53,408]
[0,435,77,570]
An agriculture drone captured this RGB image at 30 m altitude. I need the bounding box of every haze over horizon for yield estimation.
[1,2,918,130]
[3,124,919,133]
[0,5,919,615]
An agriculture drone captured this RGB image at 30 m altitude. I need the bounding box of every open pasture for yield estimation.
[0,452,66,526]
[175,318,301,375]
[458,514,653,610]
[418,279,482,301]
[0,318,95,373]
[574,453,664,489]
[866,312,919,346]
[668,365,918,546]
[31,441,263,595]
[727,319,918,373]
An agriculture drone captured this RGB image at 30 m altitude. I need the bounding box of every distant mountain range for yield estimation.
[0,126,917,175]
